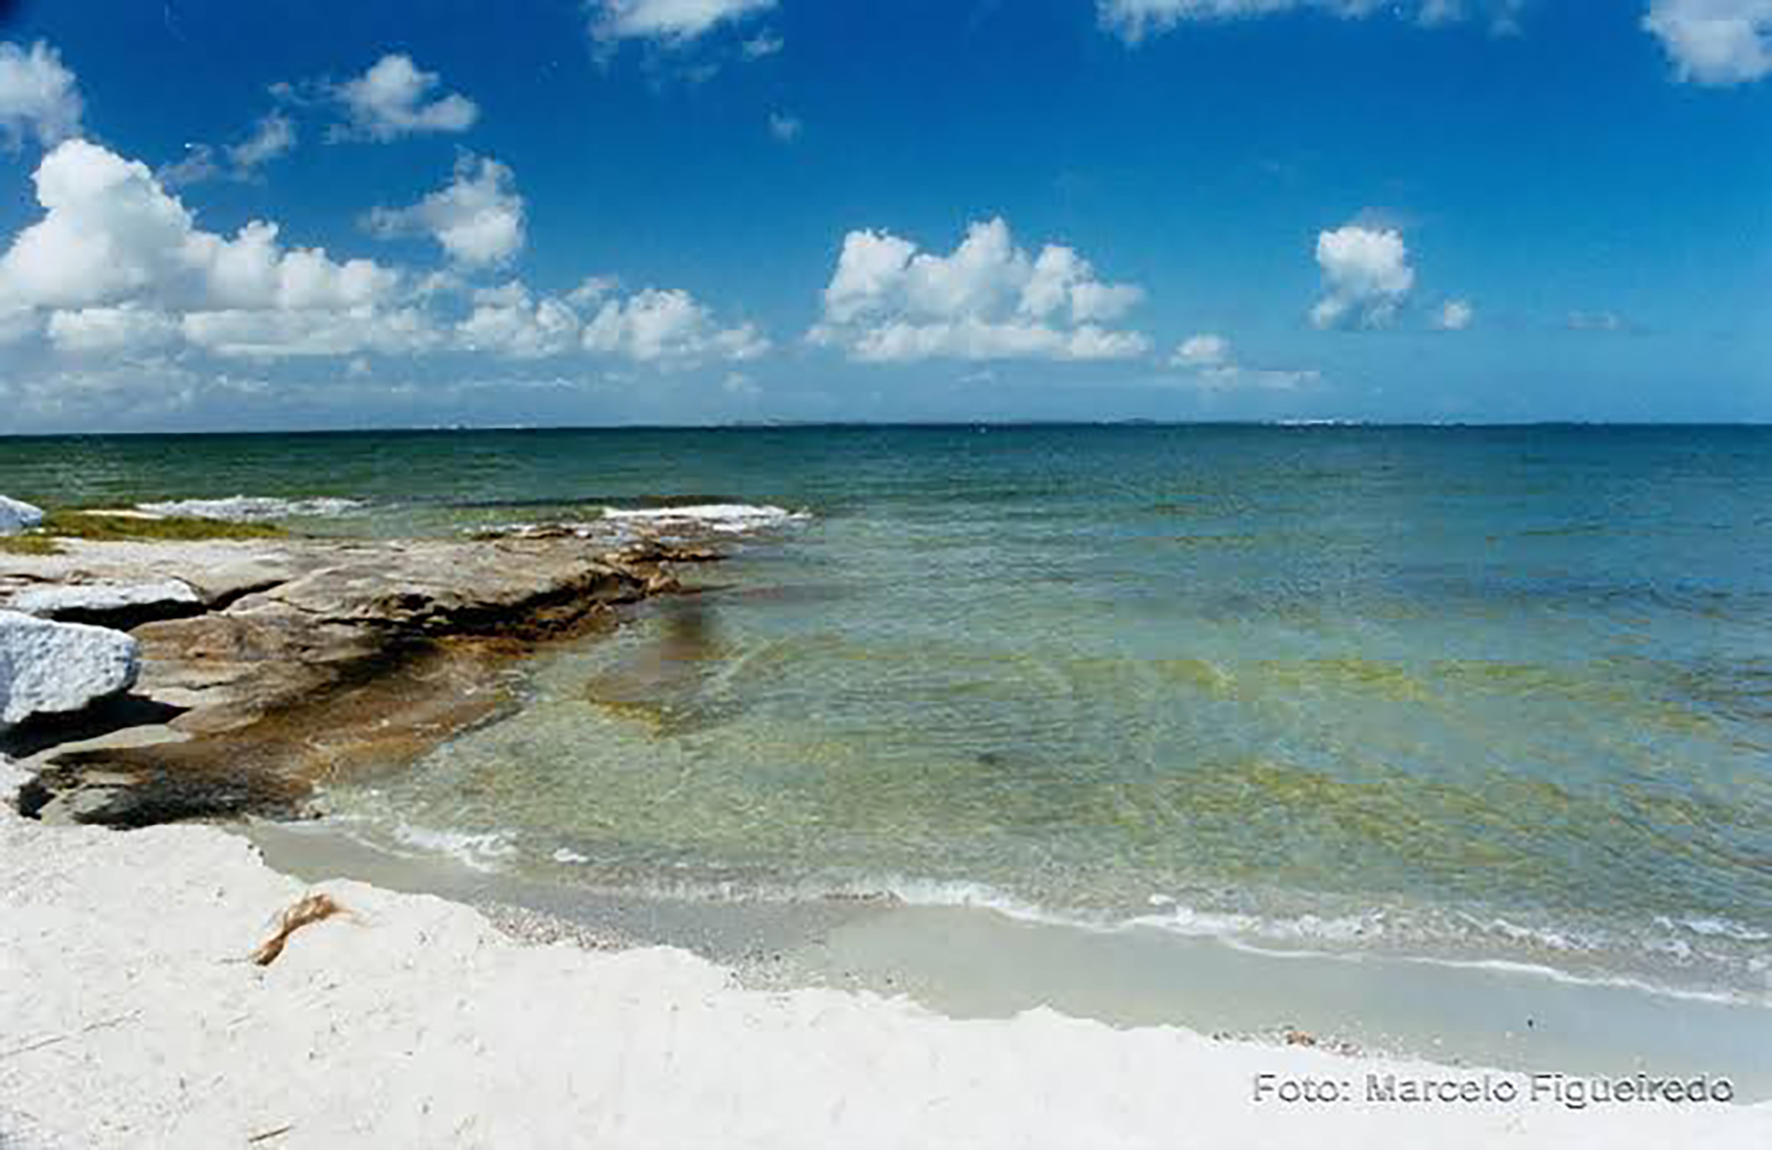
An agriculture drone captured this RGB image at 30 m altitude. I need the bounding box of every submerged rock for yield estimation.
[0,495,45,536]
[0,610,141,727]
[7,579,204,629]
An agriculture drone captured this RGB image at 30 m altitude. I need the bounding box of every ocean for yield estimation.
[5,424,1770,1026]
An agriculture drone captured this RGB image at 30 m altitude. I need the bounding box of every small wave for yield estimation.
[844,877,1090,927]
[1128,903,1388,944]
[138,496,366,522]
[1382,956,1757,1007]
[386,823,517,874]
[600,504,810,534]
[1657,916,1772,943]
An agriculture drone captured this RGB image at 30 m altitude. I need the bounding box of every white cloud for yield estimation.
[0,139,416,358]
[0,140,203,309]
[768,111,802,142]
[1434,298,1475,331]
[1169,331,1317,388]
[331,54,479,141]
[1173,332,1231,368]
[366,155,525,267]
[0,41,83,149]
[47,304,180,355]
[230,111,298,169]
[200,222,399,311]
[181,307,439,358]
[1644,0,1772,85]
[458,281,582,359]
[161,111,298,187]
[810,218,1150,363]
[1098,0,1521,41]
[0,139,767,384]
[448,277,764,366]
[157,146,224,187]
[591,0,777,45]
[1310,224,1415,330]
[742,31,785,58]
[567,275,620,307]
[583,287,769,364]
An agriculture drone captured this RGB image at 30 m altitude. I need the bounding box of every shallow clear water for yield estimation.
[6,425,1770,1003]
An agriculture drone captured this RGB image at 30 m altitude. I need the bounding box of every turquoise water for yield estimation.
[4,426,1770,1003]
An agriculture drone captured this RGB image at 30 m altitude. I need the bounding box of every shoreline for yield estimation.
[4,758,1769,1148]
[243,811,1772,1103]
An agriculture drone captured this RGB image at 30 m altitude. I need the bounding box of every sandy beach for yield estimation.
[0,0,1767,1142]
[3,757,1767,1149]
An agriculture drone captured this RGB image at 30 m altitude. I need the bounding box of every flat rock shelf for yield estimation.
[0,533,709,827]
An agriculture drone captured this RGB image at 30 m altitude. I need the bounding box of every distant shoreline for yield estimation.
[4,420,1772,440]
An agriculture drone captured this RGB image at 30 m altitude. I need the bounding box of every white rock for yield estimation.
[0,494,45,536]
[0,750,23,797]
[8,579,202,622]
[0,610,140,726]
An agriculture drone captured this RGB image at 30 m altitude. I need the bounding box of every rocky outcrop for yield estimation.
[0,610,141,726]
[0,533,716,826]
[0,494,44,535]
[6,579,205,629]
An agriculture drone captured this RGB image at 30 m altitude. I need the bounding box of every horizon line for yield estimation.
[5,419,1772,439]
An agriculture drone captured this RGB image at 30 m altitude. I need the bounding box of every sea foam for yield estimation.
[138,495,367,521]
[600,504,809,534]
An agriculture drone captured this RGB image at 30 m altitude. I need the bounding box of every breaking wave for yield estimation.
[137,496,367,521]
[600,504,811,534]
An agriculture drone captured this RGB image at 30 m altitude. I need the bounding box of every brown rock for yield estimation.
[3,535,678,826]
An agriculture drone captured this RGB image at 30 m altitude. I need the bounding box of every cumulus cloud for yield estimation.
[1173,332,1231,369]
[179,306,439,359]
[1170,332,1317,388]
[161,112,298,187]
[1644,0,1772,85]
[0,139,418,359]
[583,287,769,363]
[591,0,777,45]
[0,138,766,385]
[453,277,766,366]
[330,54,479,141]
[0,40,83,149]
[1310,224,1415,330]
[47,304,180,355]
[810,218,1150,363]
[366,155,525,267]
[457,281,584,359]
[1098,0,1522,42]
[1434,298,1475,331]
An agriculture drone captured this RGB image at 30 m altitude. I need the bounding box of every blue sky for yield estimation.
[0,0,1765,432]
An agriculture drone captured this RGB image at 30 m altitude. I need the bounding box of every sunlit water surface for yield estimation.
[6,425,1770,1006]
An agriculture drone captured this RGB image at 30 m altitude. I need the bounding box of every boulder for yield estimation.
[0,610,140,727]
[7,580,204,628]
[0,495,44,536]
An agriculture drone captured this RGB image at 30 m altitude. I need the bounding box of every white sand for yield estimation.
[2,760,1767,1149]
